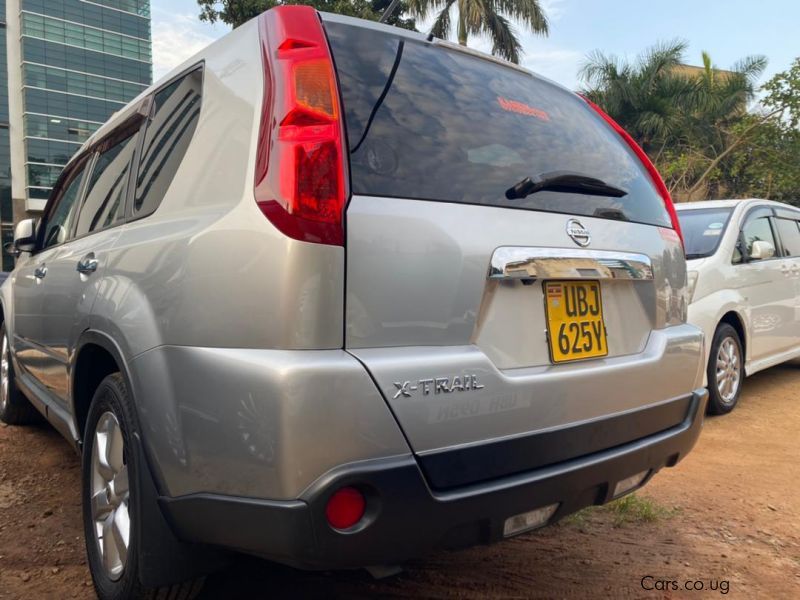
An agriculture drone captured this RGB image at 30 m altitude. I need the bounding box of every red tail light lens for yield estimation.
[582,97,684,249]
[325,487,366,530]
[256,6,347,246]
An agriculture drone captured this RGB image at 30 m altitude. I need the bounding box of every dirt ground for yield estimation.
[1,364,798,599]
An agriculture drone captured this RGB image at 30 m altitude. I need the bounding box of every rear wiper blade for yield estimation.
[505,171,628,200]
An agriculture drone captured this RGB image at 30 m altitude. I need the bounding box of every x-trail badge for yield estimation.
[566,219,591,247]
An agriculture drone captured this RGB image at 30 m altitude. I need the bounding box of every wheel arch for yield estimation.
[717,310,747,365]
[73,329,229,587]
[72,330,137,447]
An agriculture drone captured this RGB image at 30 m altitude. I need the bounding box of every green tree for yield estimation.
[197,0,416,30]
[719,59,800,204]
[724,118,800,204]
[581,42,774,201]
[580,40,694,151]
[407,0,549,64]
[762,57,800,128]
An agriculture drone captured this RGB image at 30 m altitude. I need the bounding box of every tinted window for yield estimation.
[775,218,800,257]
[134,68,202,216]
[42,164,86,249]
[742,217,776,257]
[677,208,732,258]
[75,130,139,237]
[326,23,670,227]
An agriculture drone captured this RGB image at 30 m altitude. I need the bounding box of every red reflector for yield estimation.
[325,487,366,530]
[294,141,341,221]
[582,96,684,250]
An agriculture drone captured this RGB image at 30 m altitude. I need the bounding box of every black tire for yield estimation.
[0,323,40,425]
[82,373,204,600]
[706,323,744,415]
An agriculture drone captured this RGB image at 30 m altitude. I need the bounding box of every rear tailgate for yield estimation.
[324,16,701,486]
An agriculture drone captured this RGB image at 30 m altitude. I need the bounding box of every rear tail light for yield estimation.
[325,486,366,530]
[255,6,347,246]
[582,97,684,250]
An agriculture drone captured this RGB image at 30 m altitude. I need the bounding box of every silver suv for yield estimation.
[0,7,707,599]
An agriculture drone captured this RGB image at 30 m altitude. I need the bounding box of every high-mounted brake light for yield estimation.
[255,6,347,246]
[582,97,684,250]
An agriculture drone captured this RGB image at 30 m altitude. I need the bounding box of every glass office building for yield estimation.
[1,0,13,268]
[1,0,152,270]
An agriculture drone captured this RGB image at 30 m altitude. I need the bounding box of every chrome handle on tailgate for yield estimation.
[488,247,654,281]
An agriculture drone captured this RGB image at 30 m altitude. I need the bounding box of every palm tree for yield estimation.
[580,42,768,200]
[408,0,549,64]
[684,51,767,151]
[579,40,695,152]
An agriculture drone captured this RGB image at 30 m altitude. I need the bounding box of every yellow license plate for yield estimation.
[544,280,608,363]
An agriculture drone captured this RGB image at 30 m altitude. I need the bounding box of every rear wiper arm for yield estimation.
[505,171,628,200]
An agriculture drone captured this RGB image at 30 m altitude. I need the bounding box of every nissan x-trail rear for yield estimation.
[0,6,707,598]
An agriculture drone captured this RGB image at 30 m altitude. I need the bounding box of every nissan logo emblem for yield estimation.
[566,219,591,247]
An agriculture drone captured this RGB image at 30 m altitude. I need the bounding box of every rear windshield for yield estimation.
[325,20,671,227]
[677,207,733,258]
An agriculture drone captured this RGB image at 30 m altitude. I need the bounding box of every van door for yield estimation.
[737,209,796,361]
[771,211,800,352]
[12,159,89,390]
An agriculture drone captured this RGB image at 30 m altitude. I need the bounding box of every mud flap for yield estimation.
[133,432,231,587]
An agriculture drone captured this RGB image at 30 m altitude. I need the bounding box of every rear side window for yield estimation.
[75,131,138,237]
[134,68,202,217]
[325,22,670,227]
[775,218,800,257]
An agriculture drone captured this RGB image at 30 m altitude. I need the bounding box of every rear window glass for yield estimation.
[325,21,670,227]
[677,207,733,258]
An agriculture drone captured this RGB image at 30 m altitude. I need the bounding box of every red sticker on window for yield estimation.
[497,96,550,121]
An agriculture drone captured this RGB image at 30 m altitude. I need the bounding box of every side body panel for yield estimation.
[72,22,394,499]
[129,346,409,499]
[8,249,48,377]
[94,20,343,357]
[32,231,122,404]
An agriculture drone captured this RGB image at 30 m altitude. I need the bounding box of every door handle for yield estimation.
[77,253,99,274]
[34,264,47,279]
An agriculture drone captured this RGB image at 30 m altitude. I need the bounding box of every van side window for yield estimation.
[75,130,139,237]
[133,68,203,217]
[741,216,776,258]
[41,162,87,250]
[775,218,800,257]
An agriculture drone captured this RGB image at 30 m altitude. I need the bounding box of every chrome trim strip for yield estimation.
[489,247,654,281]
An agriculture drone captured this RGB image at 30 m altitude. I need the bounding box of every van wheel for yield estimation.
[82,373,204,600]
[707,324,743,415]
[0,324,39,425]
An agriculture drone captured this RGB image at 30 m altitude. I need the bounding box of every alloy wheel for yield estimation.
[90,411,130,581]
[1,334,9,412]
[715,337,741,404]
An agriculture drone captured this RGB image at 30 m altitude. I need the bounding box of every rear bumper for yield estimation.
[159,388,708,569]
